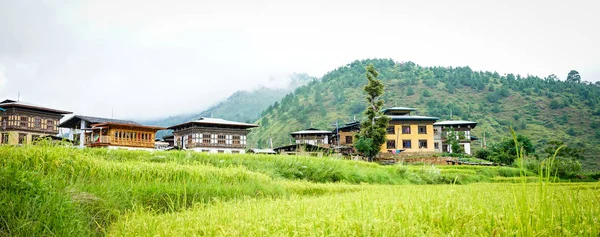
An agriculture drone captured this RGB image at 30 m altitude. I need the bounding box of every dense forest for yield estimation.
[249,59,600,170]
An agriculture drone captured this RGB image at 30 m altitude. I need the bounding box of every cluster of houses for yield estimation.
[0,99,478,157]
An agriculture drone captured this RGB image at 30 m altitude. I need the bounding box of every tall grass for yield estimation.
[108,183,600,236]
[1,141,593,236]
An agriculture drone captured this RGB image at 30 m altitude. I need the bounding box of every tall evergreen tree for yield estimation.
[355,64,390,161]
[566,70,581,83]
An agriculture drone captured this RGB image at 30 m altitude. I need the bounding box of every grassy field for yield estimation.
[1,144,599,236]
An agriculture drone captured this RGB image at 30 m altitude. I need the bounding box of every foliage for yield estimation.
[248,58,600,170]
[355,64,390,161]
[566,70,581,83]
[487,132,535,164]
[3,145,599,235]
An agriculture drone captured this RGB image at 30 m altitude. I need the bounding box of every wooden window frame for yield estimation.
[386,139,396,149]
[402,126,411,134]
[402,140,412,149]
[418,126,427,134]
[418,139,428,149]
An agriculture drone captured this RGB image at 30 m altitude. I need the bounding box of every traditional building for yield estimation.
[290,128,333,148]
[59,115,164,150]
[382,107,439,153]
[433,120,478,155]
[0,99,72,145]
[332,121,361,146]
[333,107,439,154]
[168,117,258,154]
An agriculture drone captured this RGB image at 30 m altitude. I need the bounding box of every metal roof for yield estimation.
[387,115,439,121]
[0,99,72,114]
[382,107,416,115]
[59,115,140,128]
[291,128,333,135]
[434,120,478,126]
[168,117,258,129]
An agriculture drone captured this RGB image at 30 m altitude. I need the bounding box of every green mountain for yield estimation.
[146,73,315,137]
[249,59,600,170]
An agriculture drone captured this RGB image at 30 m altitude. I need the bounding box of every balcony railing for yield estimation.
[86,135,154,148]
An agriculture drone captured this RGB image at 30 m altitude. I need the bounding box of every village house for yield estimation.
[331,121,360,146]
[59,115,165,150]
[332,107,440,154]
[0,99,72,145]
[381,107,439,153]
[290,128,333,148]
[433,120,478,155]
[168,117,258,154]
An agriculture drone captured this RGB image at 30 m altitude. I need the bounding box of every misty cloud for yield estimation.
[0,0,599,120]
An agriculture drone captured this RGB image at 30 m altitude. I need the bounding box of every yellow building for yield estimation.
[381,107,438,153]
[0,99,72,145]
[332,107,439,154]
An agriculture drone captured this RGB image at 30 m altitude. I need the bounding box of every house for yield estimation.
[290,128,333,148]
[273,143,333,156]
[59,115,165,150]
[162,134,175,147]
[433,120,478,155]
[333,107,439,154]
[0,99,72,145]
[381,107,439,153]
[168,117,258,154]
[331,121,360,146]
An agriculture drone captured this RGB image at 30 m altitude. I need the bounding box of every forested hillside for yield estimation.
[250,59,600,170]
[146,73,315,137]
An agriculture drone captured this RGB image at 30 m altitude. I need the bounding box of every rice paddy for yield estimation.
[1,144,598,236]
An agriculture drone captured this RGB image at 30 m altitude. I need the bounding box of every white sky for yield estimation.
[1,0,599,120]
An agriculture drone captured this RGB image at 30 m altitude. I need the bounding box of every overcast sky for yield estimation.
[1,0,599,120]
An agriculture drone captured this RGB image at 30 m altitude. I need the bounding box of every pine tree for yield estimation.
[355,64,390,161]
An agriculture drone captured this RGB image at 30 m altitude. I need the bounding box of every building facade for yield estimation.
[333,107,439,154]
[168,117,258,154]
[381,107,439,153]
[290,128,333,148]
[59,115,164,150]
[0,99,72,145]
[433,120,478,155]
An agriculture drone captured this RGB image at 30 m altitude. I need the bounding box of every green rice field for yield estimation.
[1,144,598,236]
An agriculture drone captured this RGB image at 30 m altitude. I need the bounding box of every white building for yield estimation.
[168,117,258,154]
[433,120,478,155]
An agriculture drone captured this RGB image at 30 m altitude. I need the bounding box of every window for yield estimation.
[47,120,55,131]
[232,135,241,145]
[345,136,353,144]
[241,135,246,145]
[34,118,41,128]
[418,126,427,134]
[20,116,28,128]
[1,117,7,129]
[434,142,439,150]
[217,135,226,144]
[386,140,396,149]
[217,150,225,153]
[31,135,40,142]
[402,126,411,134]
[232,150,240,154]
[434,128,440,135]
[1,133,8,144]
[386,126,395,134]
[418,140,428,148]
[18,133,27,144]
[203,134,211,144]
[402,140,412,149]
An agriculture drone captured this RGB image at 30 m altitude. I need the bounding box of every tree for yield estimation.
[566,70,581,83]
[355,64,391,162]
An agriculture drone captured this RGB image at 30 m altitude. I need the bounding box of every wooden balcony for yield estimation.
[86,135,154,148]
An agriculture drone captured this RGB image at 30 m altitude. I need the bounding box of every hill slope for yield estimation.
[249,59,600,170]
[146,73,315,137]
